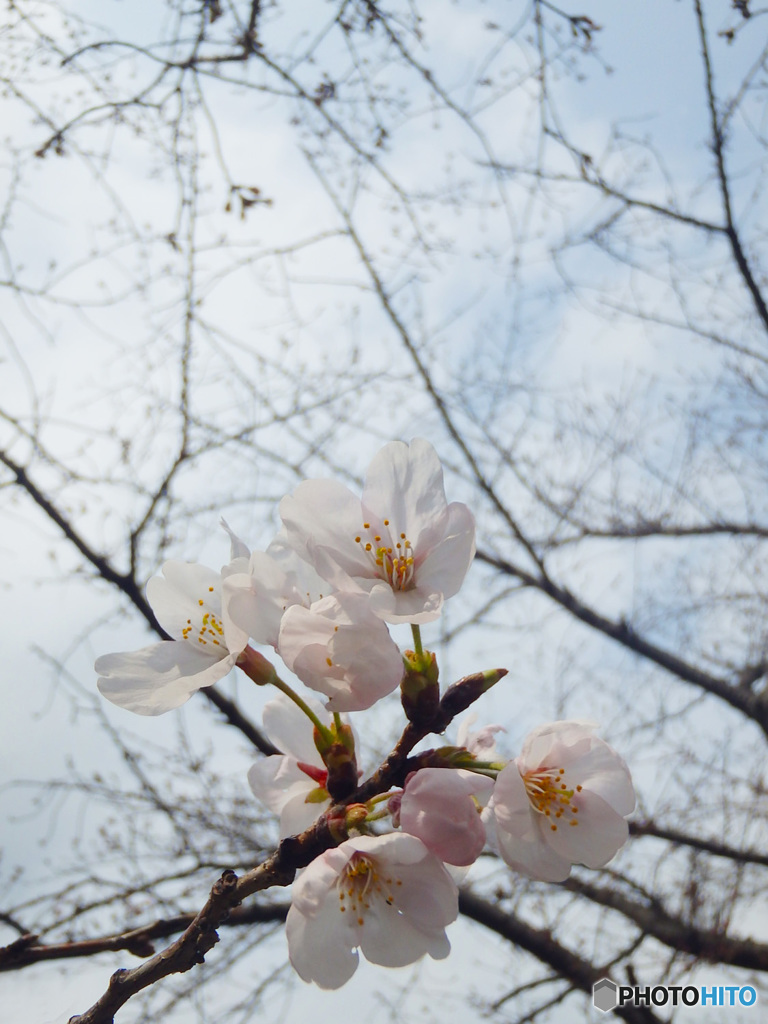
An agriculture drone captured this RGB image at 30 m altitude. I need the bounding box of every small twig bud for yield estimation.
[401,649,440,726]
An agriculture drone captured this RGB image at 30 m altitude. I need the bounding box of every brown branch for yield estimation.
[475,547,768,737]
[0,903,287,973]
[566,877,768,972]
[694,0,768,333]
[557,520,768,542]
[458,890,663,1024]
[630,821,768,868]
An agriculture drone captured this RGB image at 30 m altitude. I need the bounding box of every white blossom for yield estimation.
[486,721,635,882]
[96,561,248,715]
[247,695,334,837]
[286,833,458,989]
[278,592,404,711]
[279,439,476,624]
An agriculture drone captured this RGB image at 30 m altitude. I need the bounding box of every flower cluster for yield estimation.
[95,439,635,989]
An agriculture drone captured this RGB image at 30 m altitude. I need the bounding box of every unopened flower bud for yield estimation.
[434,668,507,731]
[236,645,278,686]
[344,803,369,829]
[315,721,359,801]
[401,649,440,726]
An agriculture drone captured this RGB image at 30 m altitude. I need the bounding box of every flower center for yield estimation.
[181,586,225,648]
[522,766,583,832]
[337,853,401,925]
[354,519,415,591]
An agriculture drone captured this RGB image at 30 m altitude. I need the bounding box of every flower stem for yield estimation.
[468,760,507,773]
[364,808,390,823]
[268,675,334,745]
[367,790,396,807]
[411,623,424,659]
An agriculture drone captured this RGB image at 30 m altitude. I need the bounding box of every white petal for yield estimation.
[561,743,636,816]
[220,518,251,561]
[342,831,423,862]
[222,549,306,648]
[279,479,368,586]
[278,790,329,837]
[367,581,444,625]
[361,439,449,544]
[358,899,450,968]
[519,720,597,770]
[96,642,232,715]
[488,765,572,881]
[495,816,573,882]
[247,757,314,815]
[414,502,476,601]
[291,846,353,915]
[261,694,327,762]
[393,857,460,929]
[278,604,334,673]
[286,899,359,989]
[545,790,629,868]
[147,561,223,639]
[280,594,403,710]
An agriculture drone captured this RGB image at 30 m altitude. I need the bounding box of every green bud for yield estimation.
[315,721,359,801]
[401,649,440,726]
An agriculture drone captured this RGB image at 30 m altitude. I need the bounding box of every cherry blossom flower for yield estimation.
[398,768,494,866]
[286,833,458,988]
[247,694,335,836]
[96,560,249,715]
[486,721,635,882]
[222,534,329,649]
[278,591,404,712]
[279,439,476,624]
[457,712,506,761]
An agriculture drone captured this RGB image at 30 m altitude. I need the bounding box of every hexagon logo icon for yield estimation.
[593,978,618,1013]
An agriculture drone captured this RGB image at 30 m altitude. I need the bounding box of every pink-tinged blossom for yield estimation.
[96,561,249,716]
[279,439,476,624]
[248,695,335,837]
[399,768,494,866]
[286,833,458,989]
[278,592,404,712]
[486,721,635,882]
[223,534,329,649]
[457,713,506,761]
